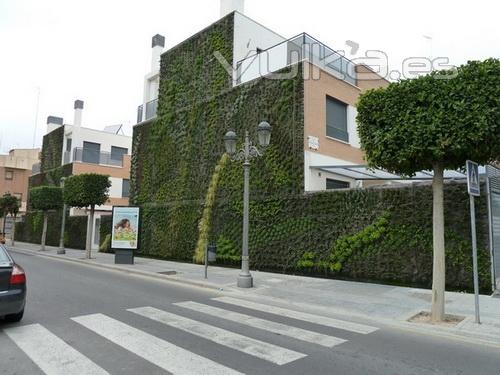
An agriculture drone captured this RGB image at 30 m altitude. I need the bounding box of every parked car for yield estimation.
[0,244,26,322]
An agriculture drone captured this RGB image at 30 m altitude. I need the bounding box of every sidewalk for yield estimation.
[8,241,500,347]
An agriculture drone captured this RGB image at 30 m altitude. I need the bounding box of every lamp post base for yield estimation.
[57,248,66,255]
[237,274,253,288]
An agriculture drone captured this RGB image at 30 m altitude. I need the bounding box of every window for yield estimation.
[82,141,101,164]
[111,146,128,162]
[326,178,350,190]
[66,138,72,152]
[122,179,130,198]
[326,96,349,142]
[5,170,13,180]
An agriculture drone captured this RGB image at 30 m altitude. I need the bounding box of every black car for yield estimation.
[0,245,26,322]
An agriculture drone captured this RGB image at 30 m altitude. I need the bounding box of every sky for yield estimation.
[0,0,498,153]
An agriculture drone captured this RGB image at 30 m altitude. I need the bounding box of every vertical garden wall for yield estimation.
[40,125,64,173]
[130,13,492,292]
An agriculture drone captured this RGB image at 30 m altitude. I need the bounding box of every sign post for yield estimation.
[111,206,140,265]
[466,160,481,324]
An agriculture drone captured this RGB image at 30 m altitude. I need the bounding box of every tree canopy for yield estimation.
[1,193,19,215]
[64,173,111,208]
[357,58,500,175]
[29,186,63,211]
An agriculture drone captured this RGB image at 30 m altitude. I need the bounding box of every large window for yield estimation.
[326,178,350,190]
[326,96,349,142]
[122,179,130,198]
[82,141,101,164]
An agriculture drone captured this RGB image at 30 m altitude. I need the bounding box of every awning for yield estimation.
[310,164,468,181]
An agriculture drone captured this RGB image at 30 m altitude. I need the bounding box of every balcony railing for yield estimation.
[236,33,357,86]
[70,148,124,167]
[137,98,158,123]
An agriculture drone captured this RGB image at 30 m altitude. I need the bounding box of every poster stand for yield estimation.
[111,206,140,265]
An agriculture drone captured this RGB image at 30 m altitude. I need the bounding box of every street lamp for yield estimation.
[224,121,272,288]
[58,177,67,255]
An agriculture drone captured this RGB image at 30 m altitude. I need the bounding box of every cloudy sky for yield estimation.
[0,0,498,153]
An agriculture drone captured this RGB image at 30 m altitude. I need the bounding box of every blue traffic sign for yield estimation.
[466,160,480,196]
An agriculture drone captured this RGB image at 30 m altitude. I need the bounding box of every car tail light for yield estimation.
[10,264,26,285]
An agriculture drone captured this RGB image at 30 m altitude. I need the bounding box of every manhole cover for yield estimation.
[158,271,177,275]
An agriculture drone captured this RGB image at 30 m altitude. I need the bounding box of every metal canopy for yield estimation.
[310,164,467,181]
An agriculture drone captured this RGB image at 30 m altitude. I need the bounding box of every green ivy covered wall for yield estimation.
[40,125,64,173]
[130,13,492,292]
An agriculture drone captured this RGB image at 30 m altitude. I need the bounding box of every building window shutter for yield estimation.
[326,96,349,142]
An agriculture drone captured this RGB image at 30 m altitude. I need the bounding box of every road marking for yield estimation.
[175,301,346,348]
[128,306,306,365]
[213,297,378,334]
[4,323,109,375]
[72,313,244,375]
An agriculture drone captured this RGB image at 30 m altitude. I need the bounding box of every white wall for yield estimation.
[347,106,360,148]
[109,177,123,199]
[304,151,356,192]
[233,12,286,84]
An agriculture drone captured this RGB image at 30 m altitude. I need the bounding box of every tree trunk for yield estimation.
[2,214,6,237]
[86,205,95,259]
[431,163,446,322]
[41,212,48,251]
[11,214,16,246]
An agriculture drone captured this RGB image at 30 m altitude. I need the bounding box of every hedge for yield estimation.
[99,215,113,253]
[15,211,87,250]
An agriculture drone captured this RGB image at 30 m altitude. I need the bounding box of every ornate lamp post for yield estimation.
[224,121,272,288]
[58,177,67,255]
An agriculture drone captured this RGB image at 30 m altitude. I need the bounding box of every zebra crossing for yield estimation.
[2,297,379,375]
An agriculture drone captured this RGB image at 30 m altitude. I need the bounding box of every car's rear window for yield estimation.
[0,246,11,264]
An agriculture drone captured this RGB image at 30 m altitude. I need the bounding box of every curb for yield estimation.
[8,246,228,292]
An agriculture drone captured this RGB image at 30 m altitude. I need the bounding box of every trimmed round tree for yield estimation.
[64,174,110,259]
[357,58,500,322]
[29,186,63,251]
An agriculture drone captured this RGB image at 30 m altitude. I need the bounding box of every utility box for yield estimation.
[207,245,217,263]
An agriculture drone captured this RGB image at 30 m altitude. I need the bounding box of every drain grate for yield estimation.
[157,271,177,275]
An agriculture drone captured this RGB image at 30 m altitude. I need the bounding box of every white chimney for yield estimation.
[73,100,84,127]
[220,0,244,17]
[151,34,165,72]
[71,100,83,161]
[46,116,63,133]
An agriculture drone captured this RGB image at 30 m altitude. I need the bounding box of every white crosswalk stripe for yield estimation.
[213,296,378,334]
[175,301,347,348]
[128,306,307,365]
[71,313,244,375]
[4,324,110,375]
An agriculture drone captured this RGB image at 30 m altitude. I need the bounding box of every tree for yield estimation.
[356,59,500,322]
[29,186,63,251]
[64,174,110,259]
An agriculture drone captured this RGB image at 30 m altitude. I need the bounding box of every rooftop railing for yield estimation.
[236,33,357,86]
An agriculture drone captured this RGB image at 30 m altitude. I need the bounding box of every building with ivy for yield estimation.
[130,3,494,292]
[26,100,133,250]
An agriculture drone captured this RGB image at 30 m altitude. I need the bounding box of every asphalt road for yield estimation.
[1,250,500,375]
